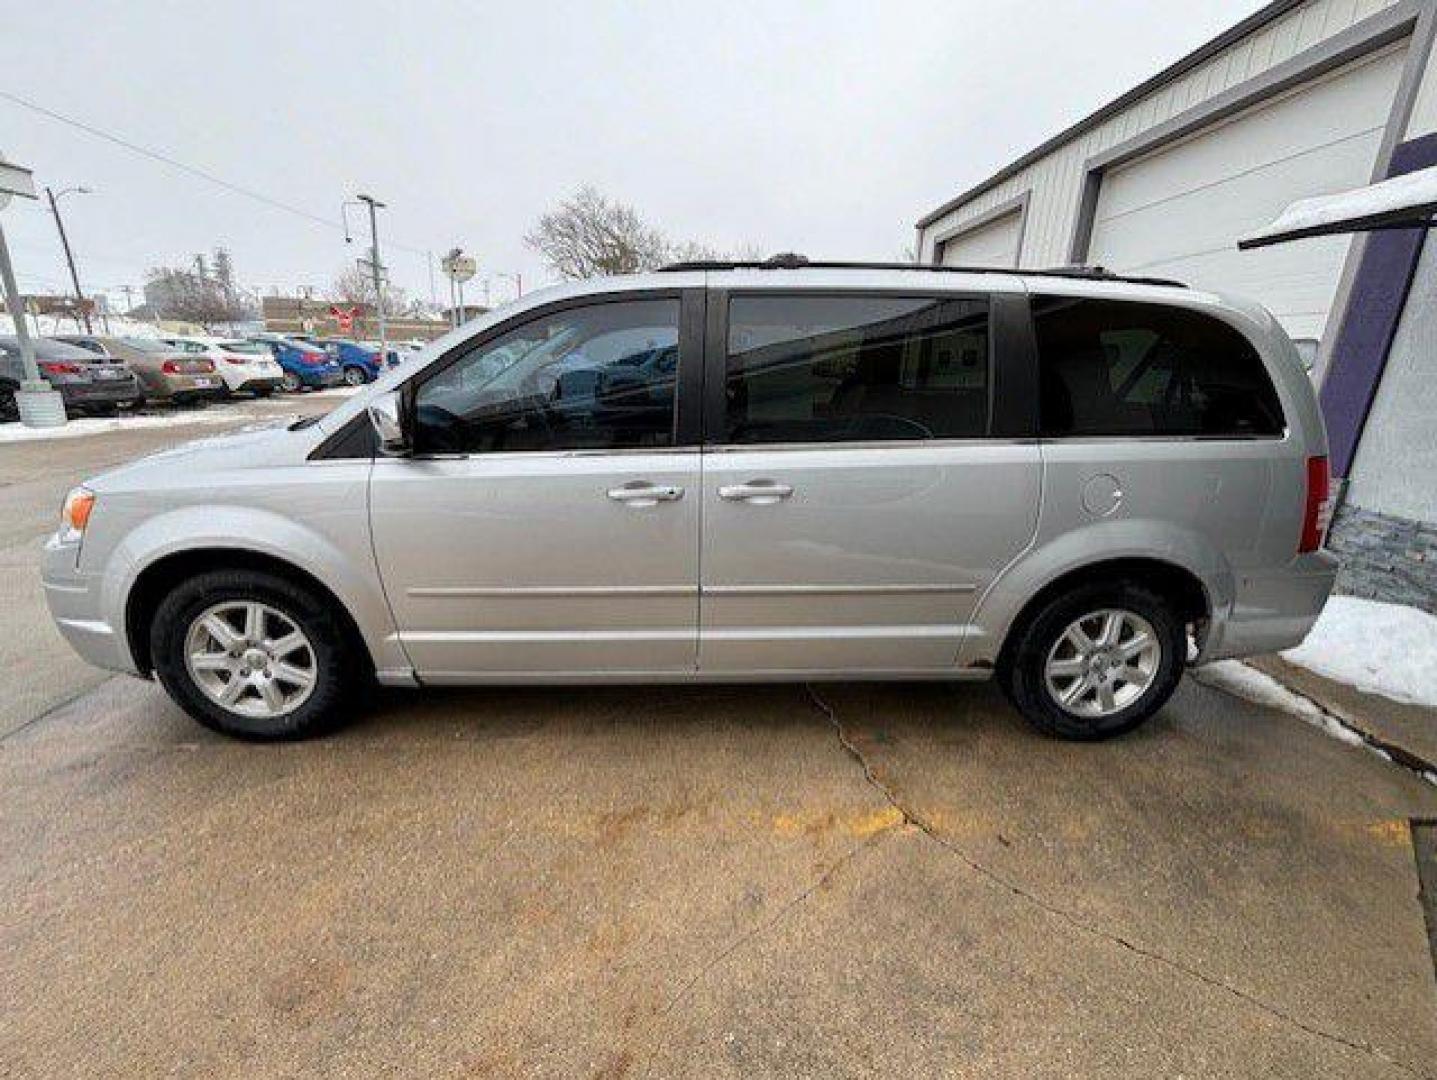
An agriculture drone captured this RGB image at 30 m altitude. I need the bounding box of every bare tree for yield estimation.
[331,262,409,317]
[525,187,672,278]
[145,265,230,329]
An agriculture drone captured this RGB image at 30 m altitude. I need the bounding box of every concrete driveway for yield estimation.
[2,401,1435,1078]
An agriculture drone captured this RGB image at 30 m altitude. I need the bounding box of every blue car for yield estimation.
[251,336,344,392]
[320,339,385,385]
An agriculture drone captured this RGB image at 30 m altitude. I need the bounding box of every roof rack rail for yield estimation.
[656,255,1186,288]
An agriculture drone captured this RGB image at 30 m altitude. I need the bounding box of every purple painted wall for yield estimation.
[1321,131,1437,477]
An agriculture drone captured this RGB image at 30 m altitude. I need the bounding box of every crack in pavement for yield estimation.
[641,817,904,1076]
[803,684,1430,1079]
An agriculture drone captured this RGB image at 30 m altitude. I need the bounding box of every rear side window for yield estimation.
[1033,298,1284,438]
[723,295,990,444]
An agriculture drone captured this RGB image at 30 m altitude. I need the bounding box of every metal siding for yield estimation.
[920,0,1403,265]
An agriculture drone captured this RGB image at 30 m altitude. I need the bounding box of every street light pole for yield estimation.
[45,185,92,333]
[356,193,387,361]
[1,153,64,426]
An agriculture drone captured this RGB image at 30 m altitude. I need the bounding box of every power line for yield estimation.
[0,88,430,258]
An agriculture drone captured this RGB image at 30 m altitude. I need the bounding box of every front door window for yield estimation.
[414,299,681,454]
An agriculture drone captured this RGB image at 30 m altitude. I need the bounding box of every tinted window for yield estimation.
[1033,298,1284,438]
[415,298,680,454]
[724,295,990,444]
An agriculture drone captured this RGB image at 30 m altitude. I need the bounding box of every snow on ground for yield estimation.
[0,387,360,444]
[1283,596,1437,710]
[0,410,244,443]
[1196,660,1369,749]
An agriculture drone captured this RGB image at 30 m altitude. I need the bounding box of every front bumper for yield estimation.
[1203,551,1339,661]
[41,534,138,676]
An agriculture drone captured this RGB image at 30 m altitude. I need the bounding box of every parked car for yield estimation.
[43,262,1337,741]
[319,339,384,385]
[1,335,143,419]
[359,340,407,371]
[162,336,283,397]
[55,335,223,404]
[249,335,343,392]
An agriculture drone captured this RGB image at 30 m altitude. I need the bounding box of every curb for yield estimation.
[1248,654,1437,778]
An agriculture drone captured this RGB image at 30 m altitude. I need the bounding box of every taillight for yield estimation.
[40,361,82,375]
[162,360,180,374]
[1299,455,1332,553]
[303,352,325,365]
[223,356,246,365]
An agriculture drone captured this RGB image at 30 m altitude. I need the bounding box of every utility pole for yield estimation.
[356,193,387,359]
[45,185,93,333]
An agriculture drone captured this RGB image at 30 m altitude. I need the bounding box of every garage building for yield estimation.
[916,0,1437,612]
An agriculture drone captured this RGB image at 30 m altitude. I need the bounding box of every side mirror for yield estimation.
[367,390,410,456]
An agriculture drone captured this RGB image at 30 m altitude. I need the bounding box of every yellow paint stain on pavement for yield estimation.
[773,805,905,838]
[1360,819,1410,846]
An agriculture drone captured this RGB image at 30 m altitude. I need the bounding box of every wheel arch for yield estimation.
[966,519,1233,672]
[125,547,375,677]
[993,557,1212,679]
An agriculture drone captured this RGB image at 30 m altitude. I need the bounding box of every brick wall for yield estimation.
[1326,502,1437,614]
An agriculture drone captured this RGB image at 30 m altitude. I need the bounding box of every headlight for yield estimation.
[60,486,95,543]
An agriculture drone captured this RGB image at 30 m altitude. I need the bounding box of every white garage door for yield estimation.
[938,209,1022,268]
[1087,43,1407,342]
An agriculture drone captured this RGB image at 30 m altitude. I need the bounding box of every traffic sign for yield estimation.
[441,250,477,283]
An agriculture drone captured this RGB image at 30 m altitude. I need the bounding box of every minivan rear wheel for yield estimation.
[150,569,362,740]
[1000,581,1185,740]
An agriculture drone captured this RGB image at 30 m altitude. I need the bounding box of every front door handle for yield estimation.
[717,480,794,505]
[607,482,685,508]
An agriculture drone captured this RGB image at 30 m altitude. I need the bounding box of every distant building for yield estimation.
[260,296,450,341]
[915,0,1437,612]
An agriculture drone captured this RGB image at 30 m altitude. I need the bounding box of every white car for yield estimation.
[163,336,284,396]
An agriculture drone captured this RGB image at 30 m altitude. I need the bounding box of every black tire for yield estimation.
[252,387,274,398]
[998,580,1186,741]
[280,371,301,393]
[149,569,365,740]
[0,383,17,423]
[342,365,368,387]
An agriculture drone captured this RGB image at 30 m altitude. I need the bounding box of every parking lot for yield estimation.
[3,396,1436,1078]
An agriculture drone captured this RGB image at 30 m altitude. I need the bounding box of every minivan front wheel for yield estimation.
[1000,581,1185,740]
[150,569,361,739]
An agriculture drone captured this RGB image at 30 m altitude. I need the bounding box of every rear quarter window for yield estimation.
[1032,297,1284,438]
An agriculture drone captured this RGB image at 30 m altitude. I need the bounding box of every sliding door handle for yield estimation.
[717,481,793,505]
[607,483,684,508]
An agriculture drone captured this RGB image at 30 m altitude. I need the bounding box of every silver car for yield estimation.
[42,262,1338,741]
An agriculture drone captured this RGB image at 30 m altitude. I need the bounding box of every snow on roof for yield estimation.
[1240,165,1437,250]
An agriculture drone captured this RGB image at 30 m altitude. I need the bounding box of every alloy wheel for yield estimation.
[1043,608,1162,719]
[183,601,318,719]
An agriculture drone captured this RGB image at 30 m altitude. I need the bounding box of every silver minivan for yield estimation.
[42,262,1338,741]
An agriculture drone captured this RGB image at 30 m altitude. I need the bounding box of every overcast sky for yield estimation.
[0,0,1265,310]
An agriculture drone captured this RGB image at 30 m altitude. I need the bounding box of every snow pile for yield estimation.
[1196,660,1367,748]
[1283,596,1437,709]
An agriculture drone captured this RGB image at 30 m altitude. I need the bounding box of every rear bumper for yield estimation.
[159,373,224,398]
[1203,551,1339,661]
[299,368,344,388]
[58,380,144,407]
[41,535,138,676]
[235,376,283,392]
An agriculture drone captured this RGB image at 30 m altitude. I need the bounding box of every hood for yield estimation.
[86,417,321,494]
